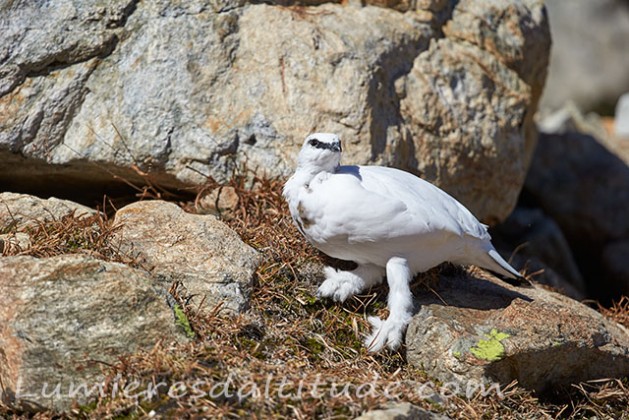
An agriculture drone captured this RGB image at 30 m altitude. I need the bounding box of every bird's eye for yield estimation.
[309,139,319,147]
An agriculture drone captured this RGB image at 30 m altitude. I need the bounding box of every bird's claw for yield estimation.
[316,266,363,302]
[364,315,408,352]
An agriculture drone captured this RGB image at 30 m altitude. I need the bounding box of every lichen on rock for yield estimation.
[469,329,510,362]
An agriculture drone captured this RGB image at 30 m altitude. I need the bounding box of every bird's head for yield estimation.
[297,133,342,173]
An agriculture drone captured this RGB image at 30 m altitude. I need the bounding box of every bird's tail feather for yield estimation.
[487,249,520,279]
[473,243,531,287]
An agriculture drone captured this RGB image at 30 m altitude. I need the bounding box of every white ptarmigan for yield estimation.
[283,133,525,352]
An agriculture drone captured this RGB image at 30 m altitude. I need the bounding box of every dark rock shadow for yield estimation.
[525,130,629,304]
[410,266,532,311]
[484,342,629,397]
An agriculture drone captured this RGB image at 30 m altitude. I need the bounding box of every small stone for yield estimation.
[415,0,450,12]
[356,403,451,420]
[0,193,98,229]
[113,200,259,314]
[196,186,239,215]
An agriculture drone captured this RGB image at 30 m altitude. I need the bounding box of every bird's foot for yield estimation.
[317,266,366,302]
[364,314,411,352]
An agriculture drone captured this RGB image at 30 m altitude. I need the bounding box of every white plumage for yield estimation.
[283,133,524,352]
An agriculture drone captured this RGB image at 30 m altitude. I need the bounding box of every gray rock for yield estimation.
[0,192,98,229]
[405,270,629,394]
[1,0,550,224]
[0,0,136,95]
[0,255,183,412]
[112,200,260,314]
[356,403,450,420]
[540,0,629,113]
[400,0,551,223]
[0,0,141,198]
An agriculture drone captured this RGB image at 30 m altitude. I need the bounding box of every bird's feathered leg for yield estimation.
[365,257,414,352]
[317,263,385,302]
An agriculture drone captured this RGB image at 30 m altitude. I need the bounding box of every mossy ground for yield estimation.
[1,173,628,419]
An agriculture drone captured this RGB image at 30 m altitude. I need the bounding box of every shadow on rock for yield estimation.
[412,268,532,311]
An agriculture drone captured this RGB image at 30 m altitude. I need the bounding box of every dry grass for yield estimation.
[599,296,629,329]
[1,171,629,419]
[0,211,131,264]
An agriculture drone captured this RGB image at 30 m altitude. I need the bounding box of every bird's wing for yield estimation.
[296,170,415,244]
[298,166,488,245]
[356,166,490,240]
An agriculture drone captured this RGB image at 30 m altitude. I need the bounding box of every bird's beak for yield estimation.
[332,143,342,153]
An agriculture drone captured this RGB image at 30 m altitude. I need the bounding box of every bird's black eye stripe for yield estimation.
[308,139,342,151]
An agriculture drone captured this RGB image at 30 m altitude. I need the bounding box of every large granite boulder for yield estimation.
[399,0,550,223]
[1,0,550,223]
